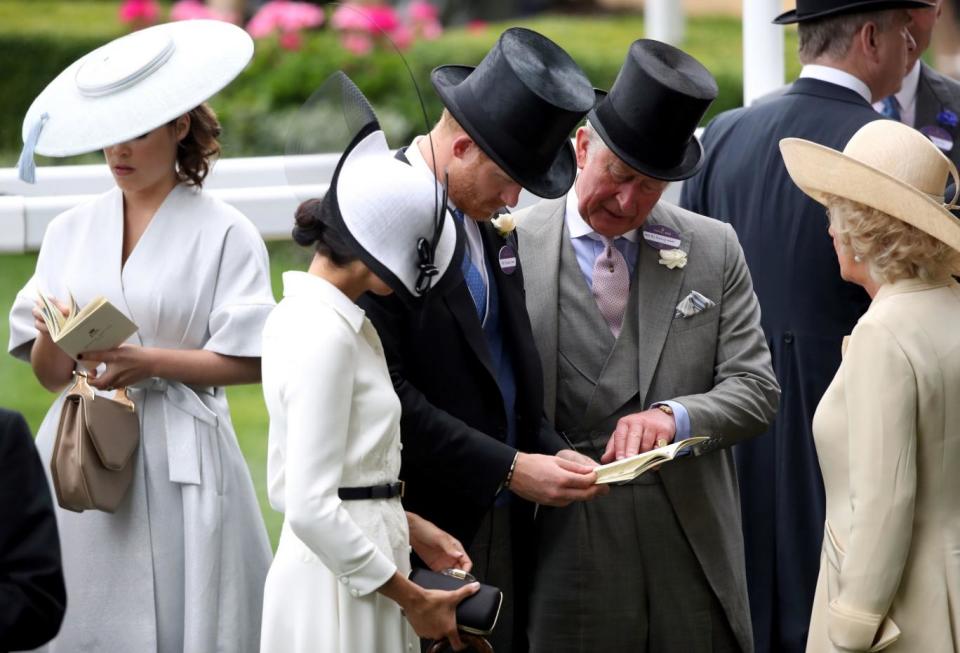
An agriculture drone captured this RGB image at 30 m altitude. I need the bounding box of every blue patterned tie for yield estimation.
[452,209,487,320]
[880,95,902,122]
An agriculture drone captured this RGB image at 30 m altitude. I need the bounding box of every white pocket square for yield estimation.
[674,290,715,319]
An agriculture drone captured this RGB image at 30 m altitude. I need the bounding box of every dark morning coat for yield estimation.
[0,408,65,652]
[357,149,567,546]
[916,61,960,171]
[679,77,881,653]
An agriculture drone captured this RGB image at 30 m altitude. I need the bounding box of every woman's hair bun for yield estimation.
[291,195,360,266]
[292,198,325,247]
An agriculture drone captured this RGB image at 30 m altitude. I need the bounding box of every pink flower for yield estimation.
[279,30,303,51]
[330,3,370,31]
[409,0,438,22]
[419,20,442,39]
[408,0,441,40]
[331,3,398,35]
[341,32,373,55]
[170,0,215,21]
[466,19,488,33]
[389,23,413,50]
[119,0,159,24]
[247,0,325,39]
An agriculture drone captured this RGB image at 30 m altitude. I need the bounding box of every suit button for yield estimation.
[350,588,360,598]
[784,331,794,344]
[339,575,350,585]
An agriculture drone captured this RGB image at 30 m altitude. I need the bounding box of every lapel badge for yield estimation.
[498,245,517,275]
[642,223,682,250]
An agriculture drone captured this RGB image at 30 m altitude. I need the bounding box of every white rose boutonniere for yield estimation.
[658,248,688,270]
[491,213,517,238]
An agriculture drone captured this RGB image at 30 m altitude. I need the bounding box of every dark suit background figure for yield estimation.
[680,78,882,652]
[0,408,65,652]
[916,61,960,168]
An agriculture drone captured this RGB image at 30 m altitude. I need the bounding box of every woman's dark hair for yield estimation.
[176,103,221,188]
[292,195,360,266]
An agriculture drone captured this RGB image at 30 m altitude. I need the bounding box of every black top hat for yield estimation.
[588,39,717,182]
[773,0,934,25]
[431,27,596,199]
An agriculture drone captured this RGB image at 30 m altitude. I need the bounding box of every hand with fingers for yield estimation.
[401,582,480,651]
[78,345,157,390]
[601,408,677,464]
[32,296,70,337]
[408,512,473,573]
[508,452,609,506]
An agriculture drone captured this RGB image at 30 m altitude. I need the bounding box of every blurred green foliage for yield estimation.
[0,2,801,165]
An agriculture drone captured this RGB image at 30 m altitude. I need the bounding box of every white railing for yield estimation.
[0,144,691,254]
[0,154,334,253]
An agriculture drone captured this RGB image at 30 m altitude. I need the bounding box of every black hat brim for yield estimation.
[587,106,705,182]
[774,0,934,24]
[432,64,576,200]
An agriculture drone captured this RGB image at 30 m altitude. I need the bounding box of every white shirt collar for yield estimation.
[870,60,921,126]
[895,60,921,116]
[896,59,920,125]
[282,271,365,333]
[564,182,640,242]
[404,135,432,176]
[799,64,873,104]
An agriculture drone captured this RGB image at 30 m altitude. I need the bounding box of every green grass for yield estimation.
[0,240,311,549]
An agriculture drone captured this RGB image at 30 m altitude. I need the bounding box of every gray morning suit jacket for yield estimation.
[516,197,779,652]
[917,61,960,171]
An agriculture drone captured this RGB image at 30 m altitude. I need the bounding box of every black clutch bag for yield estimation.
[408,568,503,636]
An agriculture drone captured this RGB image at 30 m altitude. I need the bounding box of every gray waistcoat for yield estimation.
[555,228,646,461]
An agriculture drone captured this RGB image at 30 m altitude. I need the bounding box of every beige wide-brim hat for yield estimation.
[17,19,253,182]
[780,120,960,261]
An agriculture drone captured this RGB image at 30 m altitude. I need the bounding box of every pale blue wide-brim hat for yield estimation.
[17,19,253,183]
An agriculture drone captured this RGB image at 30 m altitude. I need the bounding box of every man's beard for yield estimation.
[447,166,500,221]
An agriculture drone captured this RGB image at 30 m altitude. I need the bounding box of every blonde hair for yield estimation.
[826,195,960,283]
[437,108,463,135]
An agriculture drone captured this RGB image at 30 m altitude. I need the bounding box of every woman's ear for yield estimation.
[175,114,192,142]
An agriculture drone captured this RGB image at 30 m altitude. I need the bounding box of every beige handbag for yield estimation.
[51,371,140,513]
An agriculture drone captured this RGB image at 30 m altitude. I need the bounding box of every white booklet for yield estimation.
[37,290,138,360]
[594,436,710,485]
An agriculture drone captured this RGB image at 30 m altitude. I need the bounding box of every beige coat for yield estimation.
[808,277,960,652]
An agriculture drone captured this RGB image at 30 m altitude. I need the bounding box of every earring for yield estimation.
[853,255,862,263]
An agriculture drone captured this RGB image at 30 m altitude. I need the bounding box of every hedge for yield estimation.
[0,6,801,166]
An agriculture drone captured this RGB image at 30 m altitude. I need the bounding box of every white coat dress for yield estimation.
[259,271,417,653]
[7,184,275,653]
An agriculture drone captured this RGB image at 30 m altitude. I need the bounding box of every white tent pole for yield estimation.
[743,0,785,105]
[646,0,685,46]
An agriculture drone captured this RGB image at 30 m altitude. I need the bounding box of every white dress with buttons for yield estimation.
[259,271,417,653]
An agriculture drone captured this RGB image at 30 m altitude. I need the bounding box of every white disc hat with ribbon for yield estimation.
[780,119,960,268]
[18,19,253,183]
[285,71,461,304]
[336,126,459,301]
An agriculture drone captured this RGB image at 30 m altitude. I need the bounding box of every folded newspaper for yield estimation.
[594,436,710,485]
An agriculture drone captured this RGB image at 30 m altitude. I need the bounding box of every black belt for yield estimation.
[338,481,405,501]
